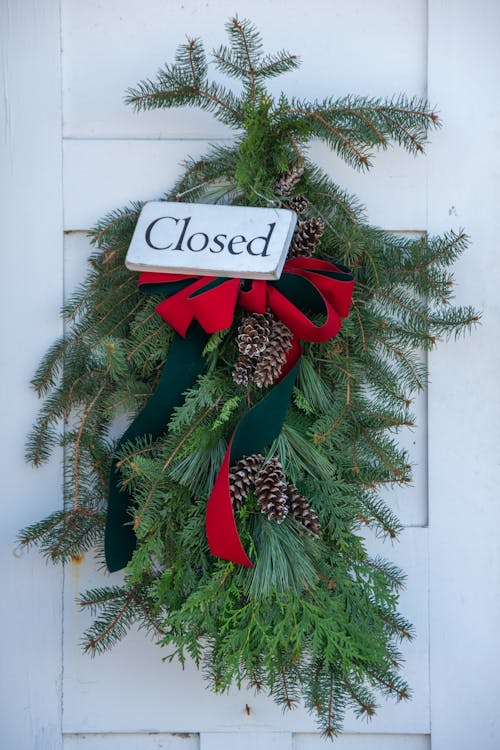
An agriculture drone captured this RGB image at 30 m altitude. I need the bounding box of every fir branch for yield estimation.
[133,403,218,531]
[359,495,403,538]
[18,508,105,562]
[365,667,410,701]
[229,16,259,101]
[81,588,137,654]
[279,664,298,709]
[30,336,70,397]
[285,106,371,169]
[89,203,143,248]
[313,404,349,444]
[26,393,63,466]
[377,606,414,641]
[343,678,377,719]
[73,379,109,510]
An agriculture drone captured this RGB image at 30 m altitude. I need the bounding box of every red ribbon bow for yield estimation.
[139,257,354,343]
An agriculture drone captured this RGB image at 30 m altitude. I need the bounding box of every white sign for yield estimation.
[125,201,297,280]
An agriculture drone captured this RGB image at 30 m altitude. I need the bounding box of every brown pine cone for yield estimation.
[274,165,304,196]
[253,349,279,389]
[289,217,325,258]
[232,314,293,390]
[288,194,310,215]
[229,454,264,510]
[232,354,255,386]
[271,318,294,355]
[237,312,273,357]
[253,318,293,388]
[255,457,289,522]
[286,484,321,535]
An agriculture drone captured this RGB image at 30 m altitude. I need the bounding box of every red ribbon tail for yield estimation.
[205,338,301,567]
[205,438,253,567]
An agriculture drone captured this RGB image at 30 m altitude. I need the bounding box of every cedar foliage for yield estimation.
[20,17,478,738]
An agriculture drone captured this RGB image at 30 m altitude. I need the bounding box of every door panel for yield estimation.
[60,1,431,743]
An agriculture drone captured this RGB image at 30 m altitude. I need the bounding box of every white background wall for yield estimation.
[2,1,499,749]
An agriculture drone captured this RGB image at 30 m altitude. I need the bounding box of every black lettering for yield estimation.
[228,235,246,255]
[247,222,276,257]
[210,233,227,253]
[173,216,191,251]
[145,216,179,250]
[187,232,209,252]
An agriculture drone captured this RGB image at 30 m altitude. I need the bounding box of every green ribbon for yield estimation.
[105,324,208,572]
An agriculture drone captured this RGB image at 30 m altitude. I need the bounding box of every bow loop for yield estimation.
[139,258,354,342]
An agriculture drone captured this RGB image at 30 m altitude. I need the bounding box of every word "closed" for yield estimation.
[145,215,276,257]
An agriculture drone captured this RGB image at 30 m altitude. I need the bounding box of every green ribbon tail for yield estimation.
[105,324,208,573]
[230,363,300,462]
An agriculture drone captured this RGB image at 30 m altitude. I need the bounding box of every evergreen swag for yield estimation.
[20,17,477,738]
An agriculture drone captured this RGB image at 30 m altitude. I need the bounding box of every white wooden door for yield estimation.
[3,2,500,749]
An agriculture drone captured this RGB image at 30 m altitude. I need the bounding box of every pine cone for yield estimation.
[271,318,294,353]
[253,350,279,389]
[237,312,273,357]
[253,318,293,388]
[274,165,304,196]
[289,217,325,257]
[288,194,310,215]
[286,484,321,535]
[232,354,255,386]
[229,454,264,510]
[255,457,288,522]
[233,314,294,390]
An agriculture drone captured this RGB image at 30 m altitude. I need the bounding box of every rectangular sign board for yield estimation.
[125,201,297,280]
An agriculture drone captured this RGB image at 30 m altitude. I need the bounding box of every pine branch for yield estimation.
[18,508,105,562]
[358,494,404,539]
[285,105,371,169]
[343,678,377,719]
[80,583,165,654]
[132,403,218,532]
[72,379,109,510]
[89,202,143,249]
[81,587,137,654]
[365,666,410,701]
[125,38,244,127]
[228,16,260,101]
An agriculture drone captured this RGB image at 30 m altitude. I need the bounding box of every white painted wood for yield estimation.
[14,1,500,747]
[0,1,64,749]
[295,735,429,749]
[126,202,297,279]
[61,0,427,139]
[64,733,199,749]
[63,732,430,750]
[200,732,291,750]
[427,2,500,749]
[63,140,428,232]
[63,139,210,230]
